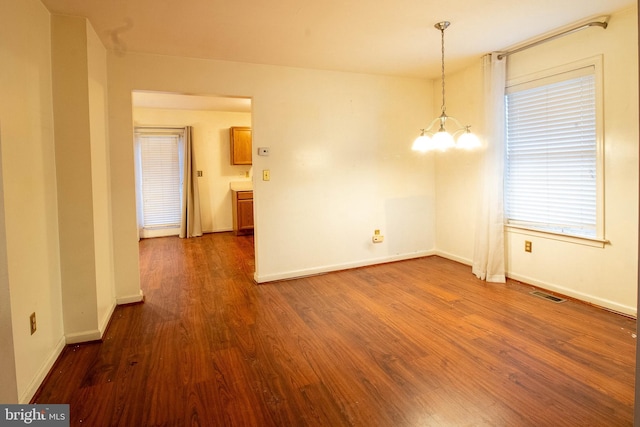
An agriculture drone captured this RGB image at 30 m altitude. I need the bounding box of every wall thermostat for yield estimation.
[257,147,270,156]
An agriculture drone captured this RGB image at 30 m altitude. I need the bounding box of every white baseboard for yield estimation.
[26,300,120,403]
[205,228,233,233]
[64,297,124,345]
[433,250,472,266]
[369,250,636,317]
[254,250,435,283]
[139,229,180,239]
[65,329,102,345]
[20,335,66,404]
[98,301,117,336]
[507,271,637,317]
[116,290,144,305]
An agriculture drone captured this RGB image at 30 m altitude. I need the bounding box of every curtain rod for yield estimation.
[497,19,608,60]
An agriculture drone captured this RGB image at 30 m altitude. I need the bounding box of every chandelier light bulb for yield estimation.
[412,133,431,152]
[456,128,481,150]
[432,130,455,151]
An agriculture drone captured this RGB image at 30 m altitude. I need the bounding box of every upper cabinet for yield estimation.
[230,126,252,165]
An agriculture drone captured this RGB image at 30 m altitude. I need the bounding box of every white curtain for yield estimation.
[472,53,506,283]
[179,126,203,238]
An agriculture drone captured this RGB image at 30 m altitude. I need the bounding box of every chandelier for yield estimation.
[412,21,480,152]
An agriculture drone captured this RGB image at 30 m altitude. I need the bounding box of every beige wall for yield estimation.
[0,8,120,402]
[87,20,117,334]
[51,14,99,338]
[133,107,252,233]
[0,149,17,403]
[434,61,484,263]
[108,54,435,284]
[51,15,107,342]
[435,6,639,315]
[0,0,65,402]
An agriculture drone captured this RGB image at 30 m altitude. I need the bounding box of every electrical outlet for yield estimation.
[29,312,37,335]
[372,230,384,243]
[525,240,532,253]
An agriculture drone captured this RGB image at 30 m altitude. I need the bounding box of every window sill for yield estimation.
[505,224,609,248]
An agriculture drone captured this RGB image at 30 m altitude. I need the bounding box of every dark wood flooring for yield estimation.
[33,232,636,426]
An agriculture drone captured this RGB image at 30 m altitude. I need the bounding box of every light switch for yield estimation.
[262,170,270,181]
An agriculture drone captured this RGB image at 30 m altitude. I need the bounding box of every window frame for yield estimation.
[504,56,606,247]
[134,127,185,238]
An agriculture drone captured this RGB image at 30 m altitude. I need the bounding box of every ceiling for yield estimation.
[41,0,634,80]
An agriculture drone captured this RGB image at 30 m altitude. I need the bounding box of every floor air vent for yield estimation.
[529,290,566,303]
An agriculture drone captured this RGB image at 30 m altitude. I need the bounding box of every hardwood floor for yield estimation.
[33,232,636,426]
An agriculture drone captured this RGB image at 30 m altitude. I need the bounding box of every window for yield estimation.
[134,129,184,238]
[504,58,603,241]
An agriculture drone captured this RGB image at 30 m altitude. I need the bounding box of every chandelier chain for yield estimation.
[440,26,446,114]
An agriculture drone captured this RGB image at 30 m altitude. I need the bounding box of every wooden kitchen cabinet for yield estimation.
[230,127,252,165]
[232,190,254,235]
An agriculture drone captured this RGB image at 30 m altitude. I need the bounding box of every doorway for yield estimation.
[131,91,255,255]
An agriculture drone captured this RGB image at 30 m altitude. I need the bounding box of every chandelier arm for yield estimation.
[444,115,466,130]
[451,127,470,138]
[423,116,444,133]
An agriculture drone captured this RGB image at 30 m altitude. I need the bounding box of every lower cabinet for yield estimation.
[232,190,254,235]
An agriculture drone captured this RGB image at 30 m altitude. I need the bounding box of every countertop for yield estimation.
[229,181,253,191]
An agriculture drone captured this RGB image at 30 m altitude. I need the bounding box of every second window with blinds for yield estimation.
[504,56,604,241]
[135,129,183,238]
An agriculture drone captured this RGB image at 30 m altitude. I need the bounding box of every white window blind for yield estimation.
[505,67,598,238]
[138,134,182,229]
